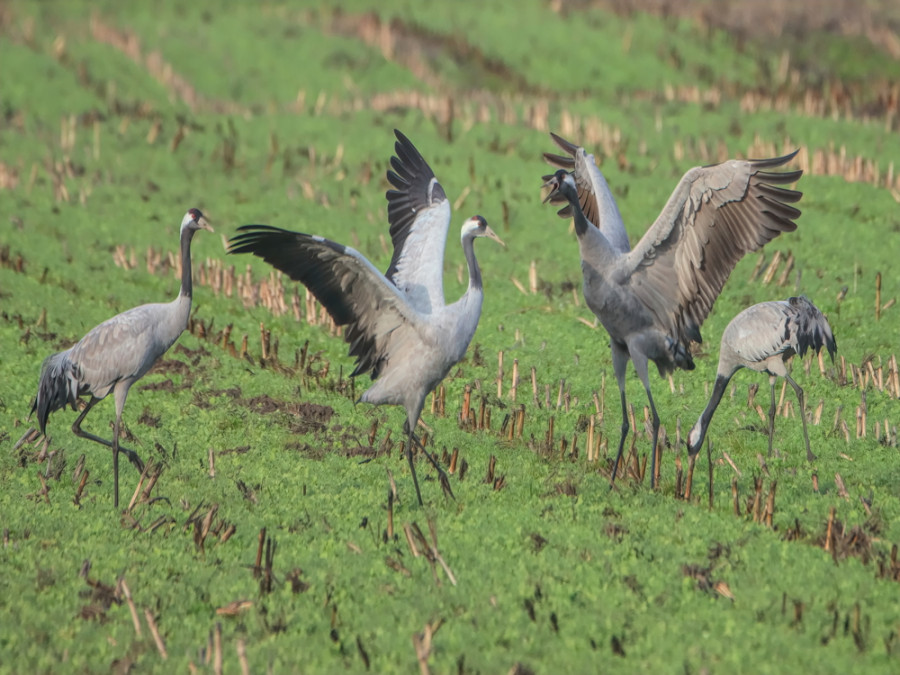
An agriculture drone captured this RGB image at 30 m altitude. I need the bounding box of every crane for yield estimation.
[687,296,836,460]
[542,133,802,488]
[228,130,504,506]
[31,208,213,507]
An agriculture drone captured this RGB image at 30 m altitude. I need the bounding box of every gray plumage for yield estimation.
[228,130,504,506]
[542,133,802,487]
[687,296,836,461]
[31,208,213,507]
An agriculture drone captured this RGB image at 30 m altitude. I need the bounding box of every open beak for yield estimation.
[485,225,506,248]
[541,176,560,204]
[198,216,214,233]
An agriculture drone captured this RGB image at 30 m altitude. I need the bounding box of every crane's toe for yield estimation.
[438,469,456,501]
[121,447,145,473]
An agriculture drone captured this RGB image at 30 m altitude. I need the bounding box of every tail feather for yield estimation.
[788,296,837,361]
[31,350,80,434]
[658,336,695,377]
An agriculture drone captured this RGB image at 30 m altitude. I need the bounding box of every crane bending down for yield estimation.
[687,296,836,460]
[541,133,802,488]
[31,209,213,507]
[228,130,504,506]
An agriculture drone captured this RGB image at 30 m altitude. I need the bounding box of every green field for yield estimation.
[2,1,900,672]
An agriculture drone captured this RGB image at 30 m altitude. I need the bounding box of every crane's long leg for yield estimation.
[403,420,424,507]
[71,396,145,507]
[609,342,630,487]
[785,373,816,462]
[112,413,122,508]
[632,352,661,489]
[410,433,455,501]
[110,384,132,509]
[71,399,144,471]
[766,376,777,457]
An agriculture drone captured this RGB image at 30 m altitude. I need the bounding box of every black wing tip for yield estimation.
[757,183,803,205]
[393,128,411,146]
[543,151,576,169]
[758,169,804,186]
[386,129,437,192]
[235,223,278,233]
[392,129,423,164]
[385,167,409,193]
[750,148,801,169]
[228,224,294,255]
[548,131,578,155]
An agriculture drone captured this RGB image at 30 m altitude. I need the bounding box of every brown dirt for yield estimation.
[239,395,334,433]
[571,0,900,57]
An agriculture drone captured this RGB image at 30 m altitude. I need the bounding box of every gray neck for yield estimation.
[563,185,592,238]
[691,374,731,452]
[180,226,195,298]
[463,233,482,293]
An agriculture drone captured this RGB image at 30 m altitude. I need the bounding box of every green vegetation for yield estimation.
[1,1,899,673]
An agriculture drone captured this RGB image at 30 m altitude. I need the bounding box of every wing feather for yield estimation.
[625,151,802,346]
[229,225,420,380]
[384,129,450,314]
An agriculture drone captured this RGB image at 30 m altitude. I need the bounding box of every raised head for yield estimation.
[541,169,576,204]
[182,208,214,234]
[461,215,505,247]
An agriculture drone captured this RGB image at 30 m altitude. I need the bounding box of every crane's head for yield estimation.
[686,422,704,457]
[541,169,576,204]
[461,215,505,247]
[182,208,214,234]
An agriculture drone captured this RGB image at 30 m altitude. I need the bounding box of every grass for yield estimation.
[2,1,900,673]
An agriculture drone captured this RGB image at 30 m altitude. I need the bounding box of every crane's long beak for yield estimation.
[485,225,506,248]
[541,176,560,204]
[198,216,214,233]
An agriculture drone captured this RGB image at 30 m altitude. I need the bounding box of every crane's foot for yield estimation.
[607,459,622,492]
[411,433,455,502]
[437,470,456,501]
[120,446,145,473]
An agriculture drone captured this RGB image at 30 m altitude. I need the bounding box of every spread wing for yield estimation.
[543,132,631,253]
[229,225,421,380]
[384,129,451,314]
[624,151,802,346]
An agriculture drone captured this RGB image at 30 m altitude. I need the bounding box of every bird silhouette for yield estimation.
[229,130,504,505]
[542,133,802,487]
[31,208,213,507]
[688,296,836,460]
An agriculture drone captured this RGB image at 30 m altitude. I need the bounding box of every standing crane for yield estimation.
[31,208,213,507]
[687,296,836,460]
[228,130,504,506]
[541,134,802,488]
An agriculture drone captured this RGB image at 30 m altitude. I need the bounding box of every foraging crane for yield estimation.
[228,130,504,506]
[31,209,213,507]
[542,133,802,488]
[687,296,836,461]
